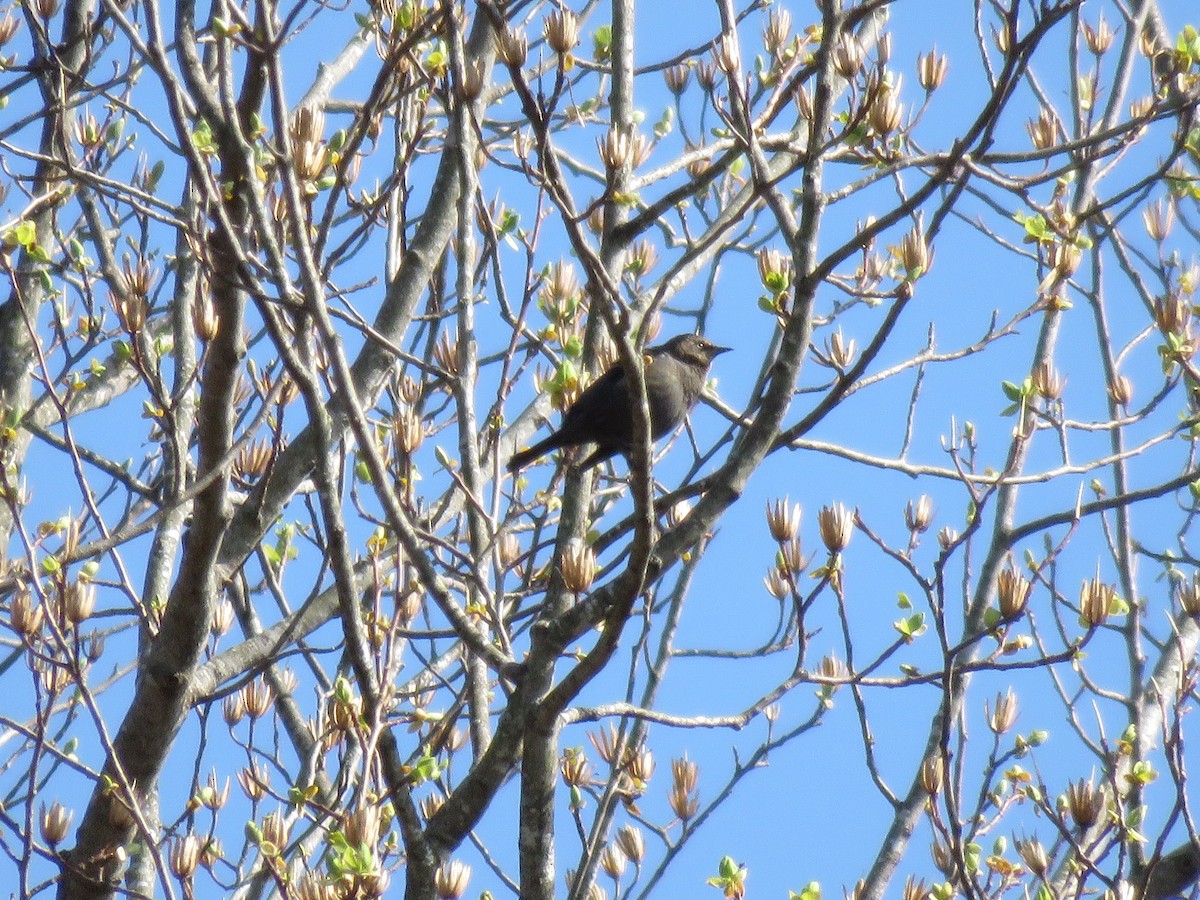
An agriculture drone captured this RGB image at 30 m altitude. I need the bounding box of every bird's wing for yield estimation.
[558,363,630,438]
[560,349,663,438]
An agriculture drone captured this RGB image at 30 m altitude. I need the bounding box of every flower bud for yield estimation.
[1079,576,1115,627]
[65,582,95,625]
[794,84,814,119]
[996,566,1031,621]
[917,49,948,91]
[208,599,234,637]
[40,802,73,846]
[930,840,953,875]
[897,222,931,279]
[543,9,579,56]
[394,406,424,454]
[170,834,202,879]
[433,332,460,376]
[560,747,592,787]
[757,247,793,294]
[1083,15,1114,55]
[616,825,645,863]
[498,533,521,571]
[343,804,381,849]
[628,746,654,787]
[1027,109,1057,150]
[459,60,486,101]
[242,678,274,719]
[197,770,230,811]
[561,541,597,594]
[869,89,903,135]
[626,240,658,278]
[1143,200,1175,242]
[587,724,619,765]
[832,34,864,78]
[600,843,627,879]
[420,793,444,821]
[712,35,738,75]
[0,11,22,48]
[986,688,1019,734]
[435,860,471,899]
[779,538,805,575]
[818,502,854,553]
[766,497,802,543]
[904,495,934,533]
[495,27,527,67]
[223,692,247,726]
[1032,360,1066,401]
[259,810,290,854]
[825,328,857,370]
[1064,777,1106,829]
[1014,834,1049,878]
[1153,295,1191,337]
[1109,374,1134,407]
[9,589,44,640]
[598,127,649,170]
[192,294,219,342]
[920,755,944,794]
[1179,572,1200,616]
[668,756,699,820]
[764,567,790,600]
[764,7,792,56]
[663,63,690,95]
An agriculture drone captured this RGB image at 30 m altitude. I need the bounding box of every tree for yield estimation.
[1,0,1199,897]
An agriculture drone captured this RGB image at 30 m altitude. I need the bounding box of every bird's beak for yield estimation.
[712,345,732,356]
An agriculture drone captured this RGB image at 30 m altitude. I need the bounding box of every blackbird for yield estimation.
[507,334,731,472]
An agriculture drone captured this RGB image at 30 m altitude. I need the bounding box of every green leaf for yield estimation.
[654,106,673,139]
[408,752,443,785]
[13,220,37,248]
[592,24,612,61]
[1001,380,1027,402]
[964,842,982,872]
[893,613,927,642]
[1128,760,1157,785]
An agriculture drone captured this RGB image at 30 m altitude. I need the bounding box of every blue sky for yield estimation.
[5,0,1199,897]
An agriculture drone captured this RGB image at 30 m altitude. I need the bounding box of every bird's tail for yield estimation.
[507,435,561,473]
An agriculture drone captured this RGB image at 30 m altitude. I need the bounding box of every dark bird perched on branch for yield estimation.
[507,334,731,473]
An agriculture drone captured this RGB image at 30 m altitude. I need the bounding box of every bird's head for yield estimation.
[663,334,732,368]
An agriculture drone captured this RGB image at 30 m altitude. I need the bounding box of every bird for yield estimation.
[507,333,731,473]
